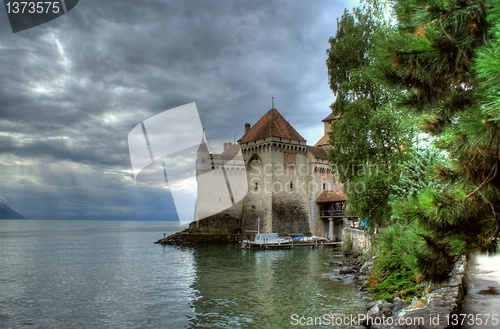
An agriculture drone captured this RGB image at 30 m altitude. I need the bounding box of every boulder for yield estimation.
[339,267,357,274]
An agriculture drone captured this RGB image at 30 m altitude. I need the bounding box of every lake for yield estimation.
[0,220,367,328]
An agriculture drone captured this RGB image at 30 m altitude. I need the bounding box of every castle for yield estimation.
[194,107,347,241]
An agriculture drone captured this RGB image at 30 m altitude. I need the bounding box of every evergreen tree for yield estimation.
[373,0,500,281]
[326,1,415,224]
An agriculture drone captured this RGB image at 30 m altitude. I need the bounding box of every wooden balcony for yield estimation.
[319,210,345,218]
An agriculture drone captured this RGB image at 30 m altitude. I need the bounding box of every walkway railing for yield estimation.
[319,210,345,218]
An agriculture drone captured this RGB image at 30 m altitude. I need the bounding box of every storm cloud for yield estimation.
[0,0,358,220]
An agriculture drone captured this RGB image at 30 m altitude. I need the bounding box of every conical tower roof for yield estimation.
[197,134,209,153]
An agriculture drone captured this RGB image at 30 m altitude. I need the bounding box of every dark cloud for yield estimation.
[0,0,359,220]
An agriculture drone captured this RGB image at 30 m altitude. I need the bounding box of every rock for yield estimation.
[361,302,385,327]
[365,299,384,311]
[359,261,373,275]
[380,305,393,318]
[392,297,408,313]
[318,273,342,281]
[155,228,251,246]
[477,286,499,295]
[353,274,367,287]
[339,267,357,274]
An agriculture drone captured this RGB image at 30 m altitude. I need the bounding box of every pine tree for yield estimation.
[373,0,500,281]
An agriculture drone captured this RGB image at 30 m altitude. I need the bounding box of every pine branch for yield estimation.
[466,161,498,198]
[478,191,497,220]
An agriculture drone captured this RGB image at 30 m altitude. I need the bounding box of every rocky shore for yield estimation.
[155,228,253,246]
[331,255,468,329]
[321,253,373,291]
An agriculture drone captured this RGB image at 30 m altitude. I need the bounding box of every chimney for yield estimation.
[244,123,250,134]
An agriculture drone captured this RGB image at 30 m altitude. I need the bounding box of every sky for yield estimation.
[0,0,360,221]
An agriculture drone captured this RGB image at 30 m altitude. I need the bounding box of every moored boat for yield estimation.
[241,233,292,249]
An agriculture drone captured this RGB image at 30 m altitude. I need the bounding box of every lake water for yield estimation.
[0,220,367,328]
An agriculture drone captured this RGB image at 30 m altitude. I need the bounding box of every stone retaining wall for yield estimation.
[343,227,371,252]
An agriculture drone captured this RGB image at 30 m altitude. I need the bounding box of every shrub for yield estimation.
[368,222,427,302]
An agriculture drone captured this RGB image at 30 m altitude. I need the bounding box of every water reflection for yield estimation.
[0,221,365,328]
[188,245,366,329]
[1,221,197,329]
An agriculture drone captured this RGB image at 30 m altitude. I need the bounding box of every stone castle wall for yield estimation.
[240,149,270,233]
[191,201,243,234]
[195,144,247,222]
[269,145,310,235]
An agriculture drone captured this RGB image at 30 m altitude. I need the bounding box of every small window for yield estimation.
[290,181,293,190]
[323,183,327,191]
[255,182,258,190]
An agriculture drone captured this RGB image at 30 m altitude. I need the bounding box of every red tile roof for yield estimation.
[307,146,328,159]
[225,143,241,155]
[322,112,340,122]
[314,134,330,148]
[316,191,348,203]
[238,108,306,143]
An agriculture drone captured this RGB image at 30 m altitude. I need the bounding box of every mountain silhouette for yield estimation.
[0,203,25,219]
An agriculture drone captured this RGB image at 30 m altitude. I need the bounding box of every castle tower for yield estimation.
[312,111,346,240]
[314,112,339,149]
[238,108,311,234]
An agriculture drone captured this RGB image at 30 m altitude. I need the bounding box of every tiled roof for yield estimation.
[322,112,340,122]
[316,191,348,203]
[238,108,306,143]
[314,134,330,148]
[225,143,241,155]
[307,146,328,159]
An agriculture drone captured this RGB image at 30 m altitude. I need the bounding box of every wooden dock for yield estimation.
[287,241,342,248]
